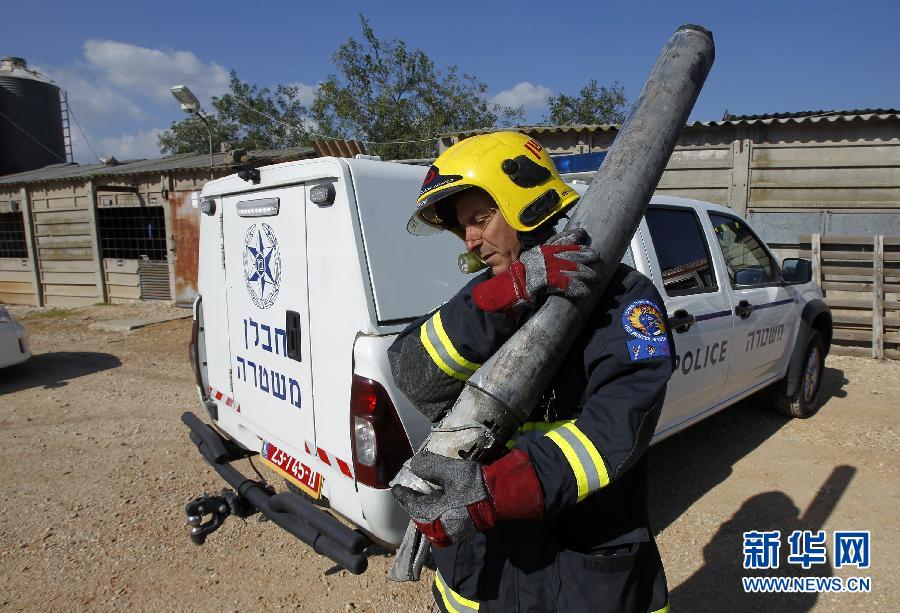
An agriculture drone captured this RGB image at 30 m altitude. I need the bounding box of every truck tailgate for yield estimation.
[220,185,316,467]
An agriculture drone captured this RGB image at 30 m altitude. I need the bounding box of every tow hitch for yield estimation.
[182,412,372,574]
[185,487,264,545]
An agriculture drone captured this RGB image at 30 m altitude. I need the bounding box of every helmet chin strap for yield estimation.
[517,212,567,251]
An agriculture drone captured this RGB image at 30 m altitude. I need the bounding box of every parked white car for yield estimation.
[0,307,31,369]
[181,155,832,574]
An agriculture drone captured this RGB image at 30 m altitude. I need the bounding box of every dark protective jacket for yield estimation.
[389,264,674,613]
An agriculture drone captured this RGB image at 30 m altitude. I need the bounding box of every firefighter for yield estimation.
[389,131,673,613]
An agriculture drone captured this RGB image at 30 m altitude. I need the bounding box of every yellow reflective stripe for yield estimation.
[519,419,576,432]
[434,578,460,613]
[432,311,480,371]
[562,422,610,489]
[420,322,468,381]
[510,419,577,449]
[649,602,670,613]
[546,423,610,502]
[546,429,590,501]
[435,570,480,612]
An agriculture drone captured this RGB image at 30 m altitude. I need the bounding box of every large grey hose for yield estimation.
[389,24,715,582]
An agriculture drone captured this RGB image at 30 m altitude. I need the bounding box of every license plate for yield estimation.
[260,440,322,499]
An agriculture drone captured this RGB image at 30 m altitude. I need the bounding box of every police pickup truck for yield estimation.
[182,154,832,574]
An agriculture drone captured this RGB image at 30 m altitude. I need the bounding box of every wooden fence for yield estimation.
[802,234,900,359]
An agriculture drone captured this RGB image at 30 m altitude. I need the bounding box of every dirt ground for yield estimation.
[1,303,897,612]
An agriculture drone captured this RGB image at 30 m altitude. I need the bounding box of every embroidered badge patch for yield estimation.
[622,299,670,362]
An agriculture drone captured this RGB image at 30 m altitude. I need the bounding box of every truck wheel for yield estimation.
[771,330,826,418]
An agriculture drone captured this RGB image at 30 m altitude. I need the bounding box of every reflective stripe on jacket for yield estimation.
[391,264,675,612]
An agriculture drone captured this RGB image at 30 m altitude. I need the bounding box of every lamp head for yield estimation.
[170,85,201,114]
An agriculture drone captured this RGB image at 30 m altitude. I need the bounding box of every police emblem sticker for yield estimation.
[622,299,670,362]
[243,222,282,309]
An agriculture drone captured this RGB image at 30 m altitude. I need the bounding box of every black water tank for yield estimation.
[0,57,67,176]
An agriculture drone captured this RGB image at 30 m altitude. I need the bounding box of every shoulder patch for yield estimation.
[622,299,670,362]
[622,299,667,340]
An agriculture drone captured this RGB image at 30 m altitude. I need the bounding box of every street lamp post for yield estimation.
[170,85,214,168]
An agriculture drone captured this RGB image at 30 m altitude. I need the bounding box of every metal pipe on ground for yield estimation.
[389,24,716,582]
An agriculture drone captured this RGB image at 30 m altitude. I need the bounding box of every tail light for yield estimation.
[350,375,413,489]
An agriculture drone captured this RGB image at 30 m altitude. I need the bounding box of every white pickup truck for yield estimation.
[182,154,832,574]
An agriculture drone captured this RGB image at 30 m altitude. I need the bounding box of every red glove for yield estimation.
[473,229,600,317]
[392,449,544,547]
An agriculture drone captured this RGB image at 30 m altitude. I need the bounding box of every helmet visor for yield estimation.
[407,184,472,236]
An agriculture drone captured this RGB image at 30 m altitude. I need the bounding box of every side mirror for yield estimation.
[781,258,813,284]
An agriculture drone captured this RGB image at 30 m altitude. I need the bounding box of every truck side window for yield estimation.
[645,207,717,295]
[708,213,777,287]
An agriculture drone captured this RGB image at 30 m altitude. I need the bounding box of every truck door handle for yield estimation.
[668,309,695,333]
[734,300,753,319]
[286,310,302,362]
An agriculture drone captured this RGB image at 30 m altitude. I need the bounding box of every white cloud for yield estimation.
[49,71,146,124]
[490,82,553,111]
[68,124,100,164]
[97,128,164,160]
[35,41,234,162]
[83,39,230,104]
[285,82,318,107]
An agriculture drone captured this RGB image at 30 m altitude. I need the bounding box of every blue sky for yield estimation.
[6,0,899,162]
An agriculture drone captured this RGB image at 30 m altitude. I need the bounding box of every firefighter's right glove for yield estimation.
[391,449,544,547]
[472,228,601,317]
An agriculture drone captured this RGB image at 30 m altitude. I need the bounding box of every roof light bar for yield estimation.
[552,151,608,174]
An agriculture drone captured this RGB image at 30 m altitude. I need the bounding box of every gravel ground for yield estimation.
[1,303,897,612]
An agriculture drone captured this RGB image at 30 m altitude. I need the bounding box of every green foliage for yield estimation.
[159,17,525,160]
[311,16,524,160]
[158,72,312,155]
[157,114,235,156]
[545,79,628,126]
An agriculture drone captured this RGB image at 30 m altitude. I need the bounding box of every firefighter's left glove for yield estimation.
[472,228,601,317]
[391,449,544,548]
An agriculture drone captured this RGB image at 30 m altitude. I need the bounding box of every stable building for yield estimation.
[0,147,315,307]
[440,109,900,246]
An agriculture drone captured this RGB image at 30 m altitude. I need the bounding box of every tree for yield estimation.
[311,16,524,159]
[158,71,312,155]
[545,79,628,126]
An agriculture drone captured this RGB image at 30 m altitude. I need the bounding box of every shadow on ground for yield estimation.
[668,466,856,612]
[0,351,121,394]
[649,365,848,533]
[649,365,851,612]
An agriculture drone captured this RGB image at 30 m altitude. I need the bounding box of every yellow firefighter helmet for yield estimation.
[407,131,579,237]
